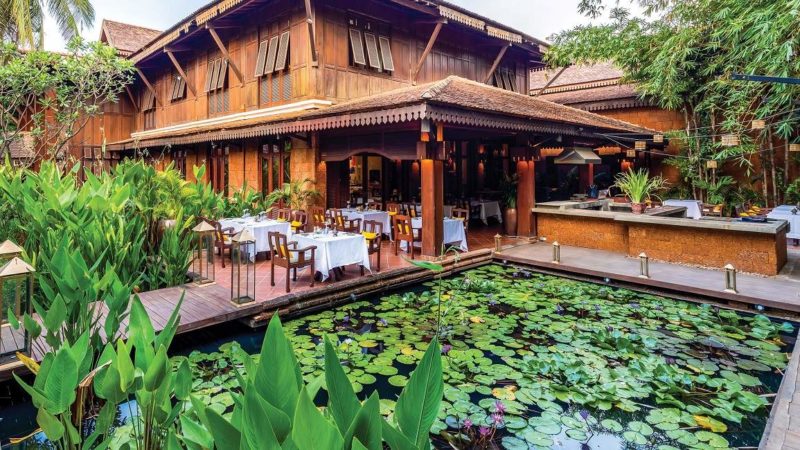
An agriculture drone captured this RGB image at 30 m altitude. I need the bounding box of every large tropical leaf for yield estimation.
[394,339,443,449]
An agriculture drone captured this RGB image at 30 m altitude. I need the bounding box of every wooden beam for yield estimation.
[206,24,245,86]
[483,43,511,84]
[532,66,567,96]
[411,20,445,84]
[387,0,438,16]
[304,0,318,66]
[164,49,197,97]
[136,68,161,107]
[421,157,444,256]
[125,86,139,112]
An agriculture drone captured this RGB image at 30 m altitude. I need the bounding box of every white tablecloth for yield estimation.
[768,205,800,240]
[664,199,703,219]
[342,209,392,234]
[293,232,370,281]
[471,200,503,224]
[402,218,468,252]
[219,218,292,261]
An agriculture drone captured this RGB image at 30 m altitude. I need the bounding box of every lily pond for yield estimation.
[184,264,795,450]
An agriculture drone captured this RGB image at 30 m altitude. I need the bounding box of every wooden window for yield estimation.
[204,62,215,92]
[506,71,517,92]
[271,75,280,103]
[363,32,381,70]
[261,142,291,195]
[274,31,290,72]
[216,60,228,90]
[209,59,221,92]
[264,35,279,75]
[349,29,366,66]
[378,36,394,72]
[170,75,186,101]
[144,110,155,130]
[142,89,156,111]
[254,40,268,77]
[282,72,291,101]
[260,77,270,104]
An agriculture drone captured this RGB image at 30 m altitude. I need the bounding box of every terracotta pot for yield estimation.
[504,208,518,236]
[631,202,647,214]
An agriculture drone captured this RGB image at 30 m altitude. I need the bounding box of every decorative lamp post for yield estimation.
[494,234,502,252]
[724,264,738,294]
[0,240,23,262]
[552,241,561,264]
[638,252,650,279]
[230,229,257,305]
[192,221,216,285]
[0,257,35,364]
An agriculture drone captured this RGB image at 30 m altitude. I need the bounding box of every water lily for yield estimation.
[491,412,504,425]
[579,409,590,421]
[555,304,565,315]
[494,400,506,414]
[377,318,388,326]
[463,418,473,429]
[478,426,491,437]
[342,315,350,323]
[441,344,452,355]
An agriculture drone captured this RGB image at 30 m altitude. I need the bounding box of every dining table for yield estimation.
[218,217,292,261]
[341,208,392,233]
[292,231,371,281]
[767,205,800,242]
[471,200,502,224]
[663,199,703,219]
[401,217,469,252]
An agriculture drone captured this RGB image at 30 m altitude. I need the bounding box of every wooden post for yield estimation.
[421,154,444,257]
[165,49,198,97]
[411,20,445,84]
[304,0,318,66]
[483,44,510,84]
[516,160,535,236]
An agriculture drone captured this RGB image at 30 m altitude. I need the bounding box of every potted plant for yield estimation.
[613,169,666,214]
[266,178,321,211]
[500,173,519,235]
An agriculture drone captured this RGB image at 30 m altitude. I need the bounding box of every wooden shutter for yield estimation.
[506,71,516,92]
[378,36,394,72]
[363,32,381,70]
[264,35,279,75]
[170,77,178,100]
[178,77,186,99]
[349,29,366,66]
[209,59,221,92]
[217,59,228,90]
[254,40,268,77]
[274,31,290,71]
[205,61,215,92]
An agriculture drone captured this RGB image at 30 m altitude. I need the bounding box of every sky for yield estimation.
[42,0,620,51]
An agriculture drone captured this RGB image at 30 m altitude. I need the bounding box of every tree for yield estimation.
[546,0,800,206]
[0,0,94,49]
[0,38,134,166]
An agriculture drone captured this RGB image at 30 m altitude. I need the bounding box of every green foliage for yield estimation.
[613,168,667,203]
[266,178,321,210]
[785,178,800,205]
[0,0,94,48]
[0,40,134,163]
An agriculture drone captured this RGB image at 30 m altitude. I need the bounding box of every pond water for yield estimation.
[185,264,795,450]
[1,264,796,449]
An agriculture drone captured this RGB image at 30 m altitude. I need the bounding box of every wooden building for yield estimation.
[92,0,657,255]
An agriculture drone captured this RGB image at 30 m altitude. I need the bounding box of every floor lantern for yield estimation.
[230,229,257,305]
[0,257,35,364]
[192,220,216,285]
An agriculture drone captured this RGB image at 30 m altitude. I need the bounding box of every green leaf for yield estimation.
[205,408,242,450]
[43,295,67,332]
[254,315,303,416]
[292,386,344,450]
[242,385,282,449]
[344,392,382,450]
[405,259,444,272]
[37,408,65,441]
[44,348,78,414]
[352,438,369,450]
[324,336,361,434]
[174,359,192,401]
[394,339,443,449]
[7,307,19,329]
[143,345,169,391]
[381,419,417,450]
[180,415,214,449]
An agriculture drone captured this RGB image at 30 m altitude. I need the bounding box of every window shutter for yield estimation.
[254,40,268,77]
[209,59,221,92]
[506,71,516,92]
[178,77,186,99]
[205,61,215,92]
[264,35,279,75]
[217,59,228,90]
[363,32,381,70]
[282,72,291,100]
[378,36,394,72]
[170,77,178,100]
[349,29,366,66]
[274,31,290,71]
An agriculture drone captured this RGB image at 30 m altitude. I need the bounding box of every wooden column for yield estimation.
[421,156,444,257]
[516,160,535,236]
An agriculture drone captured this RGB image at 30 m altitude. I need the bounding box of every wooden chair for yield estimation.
[393,215,420,259]
[366,201,382,211]
[452,207,469,235]
[275,208,292,222]
[702,203,724,217]
[362,220,383,274]
[332,209,361,232]
[404,204,418,218]
[310,206,327,228]
[202,218,235,268]
[386,203,401,215]
[268,232,317,293]
[290,210,307,233]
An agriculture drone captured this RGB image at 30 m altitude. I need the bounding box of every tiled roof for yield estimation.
[5,132,35,159]
[530,62,624,91]
[302,76,653,134]
[100,20,162,56]
[539,83,641,105]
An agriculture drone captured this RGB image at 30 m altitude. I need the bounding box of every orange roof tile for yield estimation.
[100,20,162,56]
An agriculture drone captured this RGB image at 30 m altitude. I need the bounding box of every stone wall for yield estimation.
[537,214,629,253]
[289,134,325,206]
[227,141,260,193]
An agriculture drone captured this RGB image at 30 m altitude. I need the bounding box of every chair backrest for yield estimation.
[386,203,401,215]
[268,232,290,261]
[332,209,346,227]
[394,215,413,239]
[404,204,418,218]
[452,208,469,229]
[363,219,384,237]
[310,207,326,227]
[276,208,291,221]
[291,210,307,224]
[367,201,382,211]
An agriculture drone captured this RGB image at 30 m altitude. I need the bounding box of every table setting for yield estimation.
[218,216,292,261]
[341,207,392,233]
[292,227,371,281]
[401,217,469,252]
